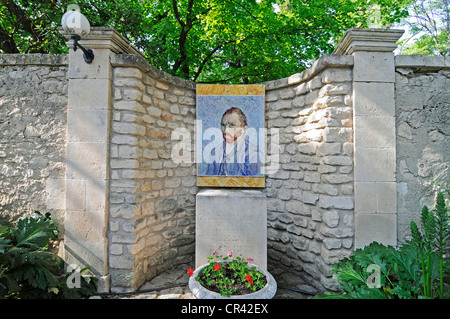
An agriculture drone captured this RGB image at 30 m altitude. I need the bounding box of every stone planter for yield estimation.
[188,263,277,299]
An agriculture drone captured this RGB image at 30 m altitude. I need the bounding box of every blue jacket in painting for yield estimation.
[204,136,263,177]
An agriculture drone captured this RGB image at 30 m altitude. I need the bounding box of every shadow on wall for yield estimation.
[108,55,197,291]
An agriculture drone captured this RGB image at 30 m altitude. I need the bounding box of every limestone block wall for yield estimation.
[107,52,356,292]
[109,54,197,291]
[395,55,450,243]
[263,54,355,292]
[0,54,68,229]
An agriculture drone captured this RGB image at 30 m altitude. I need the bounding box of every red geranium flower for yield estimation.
[245,274,254,285]
[187,268,194,277]
[214,263,221,271]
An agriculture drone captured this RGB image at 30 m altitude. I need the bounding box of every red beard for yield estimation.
[223,132,237,143]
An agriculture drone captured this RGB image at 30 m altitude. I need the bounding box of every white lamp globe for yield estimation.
[61,11,91,37]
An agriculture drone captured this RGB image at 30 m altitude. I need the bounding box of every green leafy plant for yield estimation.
[188,250,266,297]
[315,241,423,299]
[410,192,449,298]
[315,191,449,299]
[0,212,97,299]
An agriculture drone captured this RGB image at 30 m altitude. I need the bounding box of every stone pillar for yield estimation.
[60,27,143,292]
[334,28,404,248]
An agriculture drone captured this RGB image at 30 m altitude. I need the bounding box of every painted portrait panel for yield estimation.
[196,84,265,187]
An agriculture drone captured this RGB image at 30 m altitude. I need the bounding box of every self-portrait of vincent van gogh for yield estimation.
[196,85,265,187]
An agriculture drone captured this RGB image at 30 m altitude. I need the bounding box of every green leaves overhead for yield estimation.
[143,0,408,83]
[398,0,450,56]
[0,0,409,83]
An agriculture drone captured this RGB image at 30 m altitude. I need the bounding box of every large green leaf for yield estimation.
[333,263,367,287]
[0,226,11,253]
[335,263,389,299]
[0,213,97,299]
[387,241,420,286]
[351,242,393,288]
[11,212,57,249]
[0,238,10,251]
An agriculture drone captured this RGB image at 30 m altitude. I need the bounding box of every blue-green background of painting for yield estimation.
[197,95,265,176]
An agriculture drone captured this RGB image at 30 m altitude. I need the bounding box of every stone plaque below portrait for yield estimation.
[195,189,267,270]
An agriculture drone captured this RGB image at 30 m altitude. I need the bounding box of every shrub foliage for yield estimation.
[0,212,97,299]
[316,191,449,299]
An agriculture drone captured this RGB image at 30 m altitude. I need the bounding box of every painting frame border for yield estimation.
[196,84,265,188]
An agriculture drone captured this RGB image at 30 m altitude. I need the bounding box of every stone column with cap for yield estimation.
[60,27,144,292]
[334,28,404,249]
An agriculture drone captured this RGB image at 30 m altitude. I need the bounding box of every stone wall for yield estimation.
[105,52,356,292]
[395,55,450,244]
[1,28,449,295]
[0,54,68,230]
[109,54,197,291]
[263,54,354,292]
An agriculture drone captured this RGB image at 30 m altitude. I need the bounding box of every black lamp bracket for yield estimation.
[71,34,95,64]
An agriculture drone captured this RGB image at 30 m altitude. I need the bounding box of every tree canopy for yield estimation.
[1,0,410,83]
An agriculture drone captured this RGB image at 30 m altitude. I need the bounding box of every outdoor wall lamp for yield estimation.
[61,10,94,63]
